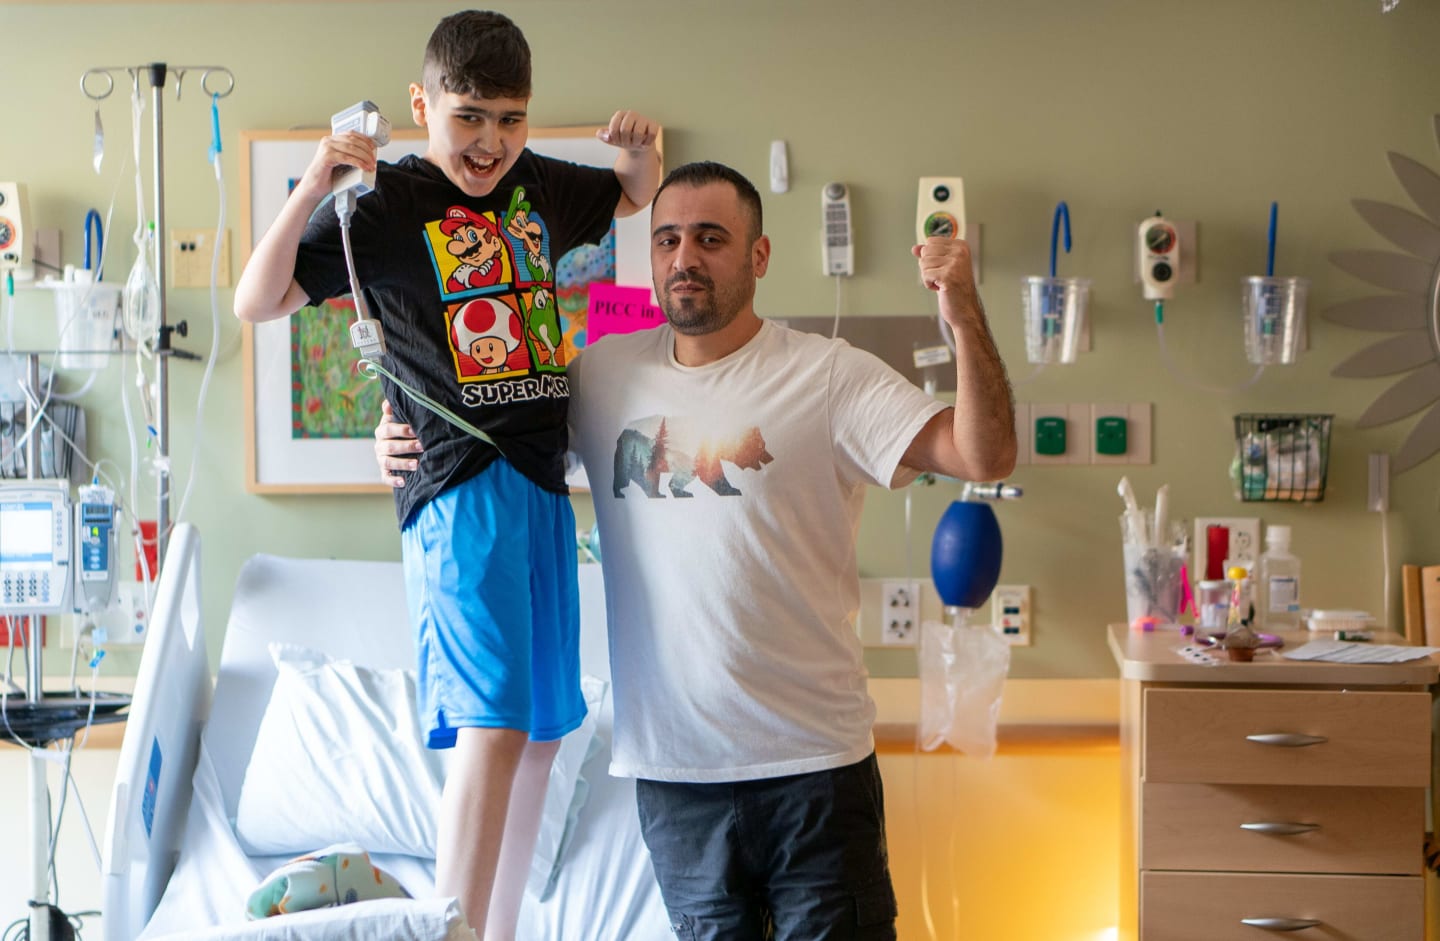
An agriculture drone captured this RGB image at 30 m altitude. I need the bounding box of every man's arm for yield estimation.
[234,132,378,323]
[373,399,422,488]
[898,236,1017,483]
[597,110,661,219]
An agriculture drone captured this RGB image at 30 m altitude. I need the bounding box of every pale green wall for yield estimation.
[3,1,1438,678]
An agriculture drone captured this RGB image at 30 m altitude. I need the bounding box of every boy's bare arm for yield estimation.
[597,110,661,219]
[234,132,379,323]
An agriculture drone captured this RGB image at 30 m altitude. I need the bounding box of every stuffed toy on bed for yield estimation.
[245,843,410,919]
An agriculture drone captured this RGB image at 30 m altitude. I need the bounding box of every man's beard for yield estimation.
[658,265,752,336]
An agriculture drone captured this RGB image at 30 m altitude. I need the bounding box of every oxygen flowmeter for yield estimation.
[1138,213,1180,300]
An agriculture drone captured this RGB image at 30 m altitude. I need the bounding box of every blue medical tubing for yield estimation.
[209,93,222,163]
[1049,201,1071,278]
[1265,201,1277,277]
[930,500,1004,609]
[83,209,104,276]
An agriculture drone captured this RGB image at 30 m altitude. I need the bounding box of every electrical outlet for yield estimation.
[170,227,230,288]
[1193,517,1261,581]
[1091,402,1152,465]
[1031,404,1068,465]
[881,579,921,646]
[991,584,1031,645]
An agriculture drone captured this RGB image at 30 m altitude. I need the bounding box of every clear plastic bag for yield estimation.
[918,617,1011,758]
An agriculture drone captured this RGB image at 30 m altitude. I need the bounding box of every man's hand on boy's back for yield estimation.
[291,131,380,205]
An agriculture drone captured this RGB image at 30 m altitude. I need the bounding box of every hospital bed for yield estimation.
[101,525,670,940]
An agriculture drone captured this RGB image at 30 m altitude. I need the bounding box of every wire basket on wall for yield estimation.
[1231,413,1333,503]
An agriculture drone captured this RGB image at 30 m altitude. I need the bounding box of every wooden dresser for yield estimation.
[1108,624,1438,941]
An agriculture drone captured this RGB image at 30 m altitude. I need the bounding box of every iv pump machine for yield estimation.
[0,480,118,617]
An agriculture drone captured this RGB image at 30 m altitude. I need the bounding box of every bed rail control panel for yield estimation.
[0,480,71,614]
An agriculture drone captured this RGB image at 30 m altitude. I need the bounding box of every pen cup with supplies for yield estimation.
[1120,510,1187,627]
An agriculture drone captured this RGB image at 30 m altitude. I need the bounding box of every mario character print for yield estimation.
[503,187,553,286]
[435,206,514,297]
[450,296,531,380]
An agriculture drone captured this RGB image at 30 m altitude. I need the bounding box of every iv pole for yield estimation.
[8,61,239,941]
[80,62,235,570]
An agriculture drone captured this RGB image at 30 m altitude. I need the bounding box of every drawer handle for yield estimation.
[1240,821,1321,835]
[1246,732,1328,747]
[1241,917,1322,931]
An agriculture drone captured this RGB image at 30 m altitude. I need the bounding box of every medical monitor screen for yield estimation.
[0,502,55,568]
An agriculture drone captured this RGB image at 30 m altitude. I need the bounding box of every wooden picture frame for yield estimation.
[239,126,656,494]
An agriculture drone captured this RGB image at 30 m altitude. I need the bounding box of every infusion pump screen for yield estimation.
[0,503,55,568]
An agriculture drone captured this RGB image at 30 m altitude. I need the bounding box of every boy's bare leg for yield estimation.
[484,737,562,941]
[437,726,529,936]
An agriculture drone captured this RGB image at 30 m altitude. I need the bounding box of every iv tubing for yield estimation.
[1154,301,1266,394]
[171,98,226,529]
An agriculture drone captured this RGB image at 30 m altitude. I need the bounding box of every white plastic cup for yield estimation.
[47,268,122,369]
[1242,276,1308,365]
[1021,276,1089,364]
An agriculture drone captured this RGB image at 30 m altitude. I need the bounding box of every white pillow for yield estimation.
[235,642,605,898]
[529,674,606,900]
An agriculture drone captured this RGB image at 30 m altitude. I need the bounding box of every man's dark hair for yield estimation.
[653,161,764,242]
[423,10,531,100]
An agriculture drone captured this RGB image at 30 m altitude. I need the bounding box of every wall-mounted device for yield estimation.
[73,483,118,616]
[769,140,789,194]
[1138,213,1180,300]
[330,100,391,197]
[0,182,32,271]
[821,182,854,276]
[0,481,72,615]
[916,177,966,243]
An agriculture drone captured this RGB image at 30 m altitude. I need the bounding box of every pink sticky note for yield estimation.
[587,283,664,343]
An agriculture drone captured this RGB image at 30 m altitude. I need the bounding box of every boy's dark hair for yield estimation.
[423,10,531,100]
[653,161,764,242]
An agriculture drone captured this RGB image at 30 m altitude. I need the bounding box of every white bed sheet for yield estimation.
[125,551,669,941]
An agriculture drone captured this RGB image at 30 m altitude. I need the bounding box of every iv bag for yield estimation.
[918,617,1011,759]
[122,226,160,346]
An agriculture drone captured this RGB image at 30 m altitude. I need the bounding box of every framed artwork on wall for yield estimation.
[240,125,656,493]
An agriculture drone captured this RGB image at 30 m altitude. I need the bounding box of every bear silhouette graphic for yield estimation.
[613,417,773,498]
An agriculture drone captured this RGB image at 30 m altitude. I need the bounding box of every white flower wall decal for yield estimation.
[1325,113,1440,474]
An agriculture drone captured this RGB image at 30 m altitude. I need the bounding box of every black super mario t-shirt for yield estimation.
[292,150,622,527]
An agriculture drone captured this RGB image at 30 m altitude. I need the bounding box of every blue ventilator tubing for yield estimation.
[930,500,1004,609]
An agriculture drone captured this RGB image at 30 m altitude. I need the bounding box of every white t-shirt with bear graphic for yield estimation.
[568,319,947,782]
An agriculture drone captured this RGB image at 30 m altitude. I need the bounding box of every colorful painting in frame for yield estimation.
[240,126,656,493]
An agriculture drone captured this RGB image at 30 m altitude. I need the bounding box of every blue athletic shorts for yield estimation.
[401,459,584,748]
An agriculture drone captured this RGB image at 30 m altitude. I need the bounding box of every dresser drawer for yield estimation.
[1143,688,1429,786]
[1142,871,1422,941]
[1142,782,1422,875]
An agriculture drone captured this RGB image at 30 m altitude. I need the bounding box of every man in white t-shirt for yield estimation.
[375,161,1015,940]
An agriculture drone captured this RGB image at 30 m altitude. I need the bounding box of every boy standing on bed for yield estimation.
[233,10,660,939]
